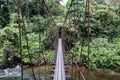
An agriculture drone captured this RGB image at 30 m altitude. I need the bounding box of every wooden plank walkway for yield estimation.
[53,38,66,80]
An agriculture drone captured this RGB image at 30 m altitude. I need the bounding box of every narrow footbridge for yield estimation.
[16,0,89,80]
[53,38,66,80]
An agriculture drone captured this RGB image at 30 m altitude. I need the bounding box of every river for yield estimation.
[0,65,120,80]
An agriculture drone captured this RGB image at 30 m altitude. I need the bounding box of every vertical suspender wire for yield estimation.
[72,1,77,79]
[21,0,36,79]
[26,0,30,20]
[36,0,41,79]
[62,0,73,79]
[87,0,90,69]
[86,0,90,79]
[74,1,80,79]
[72,1,76,79]
[46,17,51,79]
[76,1,82,80]
[79,0,85,80]
[20,4,36,79]
[45,14,47,80]
[68,7,71,79]
[74,1,79,79]
[65,0,73,79]
[45,16,50,75]
[66,1,72,79]
[43,2,46,76]
[17,0,23,80]
[67,12,71,79]
[21,15,36,80]
[42,0,45,59]
[74,0,78,79]
[44,0,52,79]
[68,8,73,79]
[80,0,88,66]
[70,4,74,79]
[21,1,36,79]
[38,25,41,80]
[43,0,56,26]
[67,15,71,79]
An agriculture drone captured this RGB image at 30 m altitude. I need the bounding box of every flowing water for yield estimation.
[0,65,120,80]
[0,65,52,80]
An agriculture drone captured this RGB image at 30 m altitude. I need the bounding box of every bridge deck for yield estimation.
[53,38,66,80]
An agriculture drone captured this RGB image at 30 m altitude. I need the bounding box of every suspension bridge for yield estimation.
[53,38,66,80]
[17,0,90,80]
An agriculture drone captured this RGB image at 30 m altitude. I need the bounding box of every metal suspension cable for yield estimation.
[44,14,47,80]
[80,0,88,65]
[43,0,58,50]
[72,1,76,79]
[43,2,58,53]
[17,0,23,80]
[43,0,56,26]
[63,0,74,27]
[36,0,41,58]
[87,0,90,68]
[73,1,79,79]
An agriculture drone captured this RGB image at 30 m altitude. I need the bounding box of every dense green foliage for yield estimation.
[66,0,120,72]
[0,0,120,72]
[0,0,64,63]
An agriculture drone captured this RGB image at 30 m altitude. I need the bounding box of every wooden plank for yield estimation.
[53,38,66,80]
